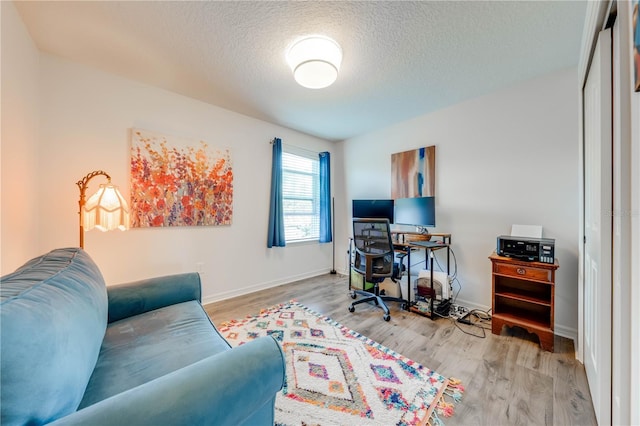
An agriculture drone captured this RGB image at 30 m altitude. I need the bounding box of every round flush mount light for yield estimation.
[286,36,342,89]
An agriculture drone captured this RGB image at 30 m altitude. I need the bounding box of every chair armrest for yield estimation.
[49,336,285,426]
[107,273,201,323]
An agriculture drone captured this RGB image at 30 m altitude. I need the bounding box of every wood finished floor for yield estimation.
[204,273,597,426]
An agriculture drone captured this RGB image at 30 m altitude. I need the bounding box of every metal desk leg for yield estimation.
[447,236,451,275]
[348,239,351,291]
[429,250,435,320]
[406,247,411,310]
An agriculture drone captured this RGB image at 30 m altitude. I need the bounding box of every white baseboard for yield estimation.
[554,324,578,344]
[201,268,330,306]
[203,272,579,350]
[453,297,577,346]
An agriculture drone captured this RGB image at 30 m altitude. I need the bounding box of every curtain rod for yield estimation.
[269,138,320,157]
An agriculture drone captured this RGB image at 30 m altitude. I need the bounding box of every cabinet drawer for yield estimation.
[494,263,552,283]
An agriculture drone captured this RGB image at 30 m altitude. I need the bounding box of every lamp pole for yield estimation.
[76,170,111,249]
[330,196,336,274]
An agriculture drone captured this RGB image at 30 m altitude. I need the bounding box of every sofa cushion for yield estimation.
[79,300,230,408]
[0,248,108,426]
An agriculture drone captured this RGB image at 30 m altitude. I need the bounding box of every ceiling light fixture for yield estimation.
[286,36,342,89]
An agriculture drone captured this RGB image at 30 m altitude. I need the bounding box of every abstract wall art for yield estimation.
[391,145,436,199]
[130,128,233,227]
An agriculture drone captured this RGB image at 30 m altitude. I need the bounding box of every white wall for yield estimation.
[1,3,582,337]
[1,2,41,273]
[338,68,580,337]
[7,50,335,303]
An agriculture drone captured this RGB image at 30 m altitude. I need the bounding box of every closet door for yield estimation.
[582,27,612,426]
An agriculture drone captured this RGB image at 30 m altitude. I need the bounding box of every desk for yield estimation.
[348,232,452,319]
[392,232,452,319]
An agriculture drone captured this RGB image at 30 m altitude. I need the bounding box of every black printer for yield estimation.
[497,236,555,264]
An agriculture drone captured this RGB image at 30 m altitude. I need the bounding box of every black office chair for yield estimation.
[349,218,407,321]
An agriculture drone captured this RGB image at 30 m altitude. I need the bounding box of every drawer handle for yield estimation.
[516,268,526,275]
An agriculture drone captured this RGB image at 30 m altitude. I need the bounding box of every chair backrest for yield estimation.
[352,218,395,282]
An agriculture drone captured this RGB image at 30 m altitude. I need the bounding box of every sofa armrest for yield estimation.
[107,273,201,323]
[49,336,286,426]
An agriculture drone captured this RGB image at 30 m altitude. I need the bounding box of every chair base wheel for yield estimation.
[350,292,357,299]
[383,314,391,321]
[348,305,355,313]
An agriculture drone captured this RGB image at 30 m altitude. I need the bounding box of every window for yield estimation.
[282,147,319,242]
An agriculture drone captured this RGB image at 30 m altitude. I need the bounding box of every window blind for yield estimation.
[282,150,319,242]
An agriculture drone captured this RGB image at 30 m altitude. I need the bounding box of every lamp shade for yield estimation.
[287,36,342,89]
[83,183,129,232]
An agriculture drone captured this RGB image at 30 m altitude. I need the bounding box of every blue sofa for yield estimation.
[0,248,286,426]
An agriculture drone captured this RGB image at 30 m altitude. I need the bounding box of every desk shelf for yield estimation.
[392,232,452,320]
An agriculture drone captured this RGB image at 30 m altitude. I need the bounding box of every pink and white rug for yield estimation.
[219,301,463,425]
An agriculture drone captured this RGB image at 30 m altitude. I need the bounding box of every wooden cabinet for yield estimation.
[490,252,559,352]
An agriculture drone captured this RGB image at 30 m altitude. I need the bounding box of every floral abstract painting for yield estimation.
[130,128,233,227]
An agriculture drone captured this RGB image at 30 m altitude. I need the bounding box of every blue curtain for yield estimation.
[319,151,332,243]
[267,138,286,247]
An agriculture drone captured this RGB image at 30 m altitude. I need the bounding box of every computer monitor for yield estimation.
[352,199,394,223]
[394,196,435,228]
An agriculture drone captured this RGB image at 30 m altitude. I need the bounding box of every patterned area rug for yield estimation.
[220,301,463,425]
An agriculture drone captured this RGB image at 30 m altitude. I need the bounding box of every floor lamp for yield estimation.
[77,170,130,249]
[330,196,336,274]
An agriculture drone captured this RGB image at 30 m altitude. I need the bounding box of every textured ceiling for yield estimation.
[15,1,587,141]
